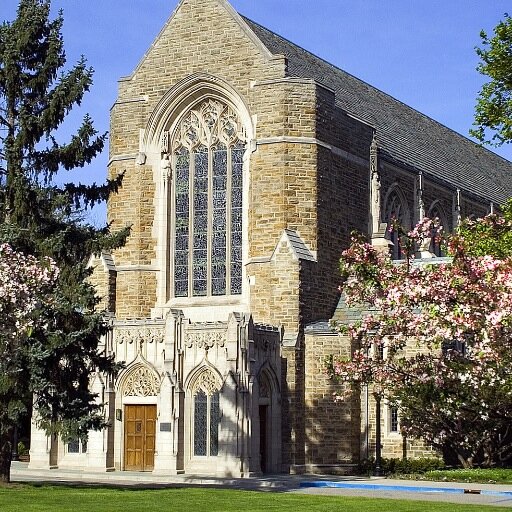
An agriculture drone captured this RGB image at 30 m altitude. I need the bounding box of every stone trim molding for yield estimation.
[116,265,160,272]
[114,325,165,345]
[184,330,227,350]
[251,76,335,95]
[107,154,139,166]
[110,95,148,110]
[256,136,368,167]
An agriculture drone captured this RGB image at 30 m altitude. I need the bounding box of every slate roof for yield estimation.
[283,229,316,262]
[242,17,512,205]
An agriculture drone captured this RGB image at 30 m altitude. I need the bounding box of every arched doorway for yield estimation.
[256,368,281,474]
[258,374,271,473]
[121,364,160,471]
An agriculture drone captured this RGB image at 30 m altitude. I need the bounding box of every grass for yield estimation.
[0,485,506,512]
[419,467,512,484]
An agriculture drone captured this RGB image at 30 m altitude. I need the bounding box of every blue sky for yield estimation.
[1,0,512,223]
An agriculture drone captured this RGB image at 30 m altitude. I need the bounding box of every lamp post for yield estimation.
[11,426,19,461]
[374,393,382,476]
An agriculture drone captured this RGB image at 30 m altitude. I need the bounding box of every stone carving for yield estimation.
[369,132,382,236]
[161,154,172,182]
[193,370,220,396]
[123,366,160,397]
[253,325,280,353]
[259,377,270,399]
[173,98,247,151]
[115,326,164,345]
[184,330,226,349]
[161,130,170,153]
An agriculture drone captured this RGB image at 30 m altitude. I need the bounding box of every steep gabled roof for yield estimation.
[242,17,512,205]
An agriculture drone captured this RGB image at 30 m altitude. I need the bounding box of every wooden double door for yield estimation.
[124,405,156,471]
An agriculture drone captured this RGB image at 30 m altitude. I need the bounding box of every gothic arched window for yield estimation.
[171,99,246,298]
[384,188,409,260]
[192,371,221,457]
[428,203,448,257]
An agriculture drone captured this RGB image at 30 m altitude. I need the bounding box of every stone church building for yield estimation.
[29,0,512,476]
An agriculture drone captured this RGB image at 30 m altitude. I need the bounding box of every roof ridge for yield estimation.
[241,14,512,204]
[241,15,510,165]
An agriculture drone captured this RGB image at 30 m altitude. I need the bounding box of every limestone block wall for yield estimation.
[107,0,288,322]
[303,333,361,471]
[247,237,300,331]
[88,256,116,313]
[365,393,436,460]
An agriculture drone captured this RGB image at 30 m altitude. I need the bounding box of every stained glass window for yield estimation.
[428,205,448,257]
[174,148,190,297]
[193,375,220,458]
[384,190,408,260]
[194,390,208,456]
[67,437,87,454]
[390,406,399,433]
[171,99,246,298]
[210,392,220,456]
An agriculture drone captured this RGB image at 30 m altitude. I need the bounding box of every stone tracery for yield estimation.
[192,369,221,396]
[170,97,247,298]
[123,366,160,397]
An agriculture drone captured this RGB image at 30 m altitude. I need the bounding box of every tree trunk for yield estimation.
[0,429,13,483]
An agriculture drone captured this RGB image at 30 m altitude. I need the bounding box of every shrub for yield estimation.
[359,457,445,475]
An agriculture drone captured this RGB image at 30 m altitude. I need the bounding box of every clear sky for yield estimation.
[1,0,512,223]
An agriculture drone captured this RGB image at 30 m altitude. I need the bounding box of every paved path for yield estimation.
[10,462,512,508]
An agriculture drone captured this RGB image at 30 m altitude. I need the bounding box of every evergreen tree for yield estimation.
[0,0,128,482]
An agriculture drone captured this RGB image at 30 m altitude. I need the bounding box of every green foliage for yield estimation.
[0,0,129,481]
[455,199,512,258]
[423,467,512,484]
[359,457,445,476]
[471,13,512,146]
[385,457,446,475]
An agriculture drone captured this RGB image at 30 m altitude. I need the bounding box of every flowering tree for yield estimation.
[327,217,512,468]
[0,244,58,482]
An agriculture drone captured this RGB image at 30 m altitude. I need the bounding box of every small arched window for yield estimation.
[428,203,448,257]
[171,99,247,298]
[192,371,221,458]
[384,188,409,260]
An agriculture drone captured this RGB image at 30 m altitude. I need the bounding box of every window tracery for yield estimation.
[384,189,409,260]
[170,99,246,298]
[259,375,270,399]
[123,366,160,397]
[428,203,448,257]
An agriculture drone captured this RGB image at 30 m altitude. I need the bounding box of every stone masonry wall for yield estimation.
[303,333,360,470]
[108,0,287,320]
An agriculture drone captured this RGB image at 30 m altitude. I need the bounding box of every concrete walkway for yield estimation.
[10,462,512,508]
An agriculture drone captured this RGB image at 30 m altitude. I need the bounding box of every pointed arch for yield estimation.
[383,184,411,260]
[116,358,161,397]
[185,365,223,459]
[428,200,449,257]
[148,75,253,303]
[184,362,223,394]
[427,199,449,231]
[254,363,282,473]
[143,73,254,153]
[256,363,281,397]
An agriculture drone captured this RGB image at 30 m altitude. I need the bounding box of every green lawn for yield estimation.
[0,486,506,512]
